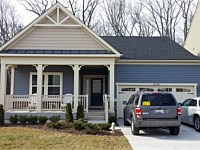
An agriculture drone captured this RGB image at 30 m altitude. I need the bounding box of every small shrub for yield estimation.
[27,115,38,125]
[108,116,117,124]
[18,115,27,125]
[9,115,18,125]
[49,115,60,123]
[98,123,111,131]
[84,123,100,134]
[45,122,71,129]
[38,116,48,125]
[0,104,4,126]
[73,120,85,130]
[65,103,73,123]
[76,105,84,120]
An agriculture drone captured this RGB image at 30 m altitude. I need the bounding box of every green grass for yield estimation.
[0,127,131,150]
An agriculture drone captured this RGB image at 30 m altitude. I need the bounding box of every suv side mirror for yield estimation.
[123,101,128,105]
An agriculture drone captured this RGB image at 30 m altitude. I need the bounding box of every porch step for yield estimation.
[87,110,104,116]
[87,110,105,120]
[87,115,105,120]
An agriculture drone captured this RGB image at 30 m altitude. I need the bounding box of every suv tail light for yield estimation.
[177,106,181,115]
[135,107,142,117]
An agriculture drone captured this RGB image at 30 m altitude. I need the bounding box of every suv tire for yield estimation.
[124,113,130,126]
[194,116,200,132]
[169,127,180,135]
[131,119,139,135]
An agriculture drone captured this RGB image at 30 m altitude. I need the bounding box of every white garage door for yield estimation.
[117,83,197,118]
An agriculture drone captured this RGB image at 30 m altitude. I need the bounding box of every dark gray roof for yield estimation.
[0,50,114,55]
[102,36,199,60]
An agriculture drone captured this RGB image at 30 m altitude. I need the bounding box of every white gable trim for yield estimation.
[0,3,121,57]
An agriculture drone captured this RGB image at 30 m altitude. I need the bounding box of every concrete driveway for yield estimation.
[118,119,200,150]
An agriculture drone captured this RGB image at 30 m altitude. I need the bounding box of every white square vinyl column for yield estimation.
[0,64,7,105]
[109,64,115,113]
[72,65,80,113]
[36,65,43,112]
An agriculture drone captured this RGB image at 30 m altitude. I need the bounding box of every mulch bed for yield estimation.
[3,124,123,136]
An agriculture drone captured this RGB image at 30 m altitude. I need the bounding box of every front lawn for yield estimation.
[0,127,131,150]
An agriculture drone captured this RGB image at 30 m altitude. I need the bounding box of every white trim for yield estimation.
[0,3,121,57]
[59,16,70,24]
[116,59,200,65]
[34,24,82,27]
[0,54,119,58]
[57,7,59,23]
[116,83,198,86]
[29,72,63,95]
[46,15,57,24]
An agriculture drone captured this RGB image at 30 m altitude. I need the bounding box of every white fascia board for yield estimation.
[0,54,118,58]
[116,83,198,86]
[116,59,200,65]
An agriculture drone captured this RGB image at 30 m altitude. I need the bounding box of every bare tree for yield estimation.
[129,4,155,37]
[19,0,56,16]
[175,0,197,41]
[141,0,182,41]
[19,0,99,28]
[0,0,23,46]
[99,0,130,36]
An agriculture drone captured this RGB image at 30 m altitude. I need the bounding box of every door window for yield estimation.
[181,99,191,106]
[189,99,197,107]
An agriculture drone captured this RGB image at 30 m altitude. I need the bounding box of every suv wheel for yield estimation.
[194,116,200,132]
[131,119,139,135]
[169,127,180,135]
[124,113,130,126]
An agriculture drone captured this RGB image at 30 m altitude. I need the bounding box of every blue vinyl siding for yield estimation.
[115,64,200,97]
[14,65,74,95]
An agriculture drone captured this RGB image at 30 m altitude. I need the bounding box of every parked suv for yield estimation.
[180,97,200,132]
[123,91,181,135]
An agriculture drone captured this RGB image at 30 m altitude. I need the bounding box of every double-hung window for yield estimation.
[30,72,62,95]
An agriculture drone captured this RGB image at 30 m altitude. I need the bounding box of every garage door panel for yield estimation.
[117,84,196,118]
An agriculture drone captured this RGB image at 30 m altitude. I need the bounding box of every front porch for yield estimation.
[1,60,115,122]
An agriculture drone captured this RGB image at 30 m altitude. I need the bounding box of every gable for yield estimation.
[8,9,104,50]
[1,3,120,56]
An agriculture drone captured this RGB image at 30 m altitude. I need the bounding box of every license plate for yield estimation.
[155,109,165,114]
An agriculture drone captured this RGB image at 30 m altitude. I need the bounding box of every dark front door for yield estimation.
[91,78,103,106]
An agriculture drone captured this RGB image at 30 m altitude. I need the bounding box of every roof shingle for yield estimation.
[102,36,198,60]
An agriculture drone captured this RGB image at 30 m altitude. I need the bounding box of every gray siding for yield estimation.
[115,64,200,97]
[14,65,73,95]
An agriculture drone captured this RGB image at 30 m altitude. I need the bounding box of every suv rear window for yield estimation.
[141,93,176,106]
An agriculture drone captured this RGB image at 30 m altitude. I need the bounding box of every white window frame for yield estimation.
[29,72,63,95]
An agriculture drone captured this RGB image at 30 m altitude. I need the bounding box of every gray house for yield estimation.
[0,3,199,121]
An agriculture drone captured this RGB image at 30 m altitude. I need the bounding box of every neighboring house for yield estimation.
[0,3,200,121]
[185,2,200,56]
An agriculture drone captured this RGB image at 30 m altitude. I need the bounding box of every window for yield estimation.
[158,88,172,92]
[30,73,62,95]
[176,88,191,92]
[139,88,154,92]
[128,95,135,105]
[141,93,176,106]
[189,100,197,107]
[121,88,136,91]
[181,99,191,106]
